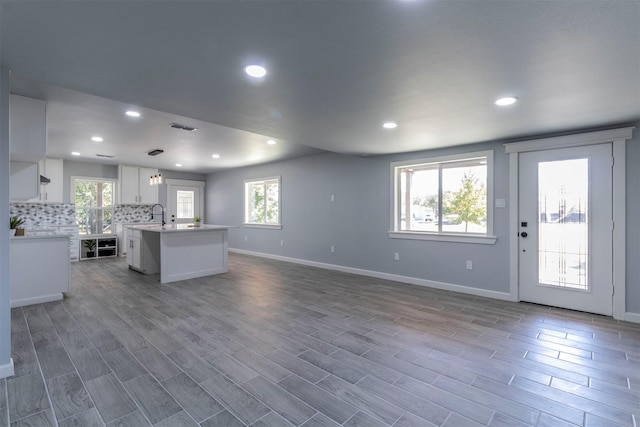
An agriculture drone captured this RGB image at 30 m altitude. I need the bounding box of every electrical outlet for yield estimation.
[330,245,335,253]
[466,260,473,270]
[394,252,400,261]
[244,236,248,242]
[331,194,335,202]
[280,240,284,246]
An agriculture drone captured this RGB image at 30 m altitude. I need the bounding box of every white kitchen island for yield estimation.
[126,224,231,284]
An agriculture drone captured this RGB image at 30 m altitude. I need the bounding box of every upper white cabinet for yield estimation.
[10,94,46,162]
[118,165,158,204]
[37,158,64,203]
[10,161,39,200]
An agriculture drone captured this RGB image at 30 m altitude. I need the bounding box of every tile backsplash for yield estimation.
[10,203,76,228]
[113,204,155,223]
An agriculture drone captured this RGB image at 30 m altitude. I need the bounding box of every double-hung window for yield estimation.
[389,150,496,244]
[244,176,281,228]
[72,177,116,235]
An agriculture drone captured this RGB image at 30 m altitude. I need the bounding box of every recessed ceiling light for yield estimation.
[211,154,220,159]
[383,122,398,129]
[91,136,103,142]
[245,65,267,78]
[495,97,518,106]
[266,139,277,145]
[126,110,141,117]
[176,163,182,167]
[71,152,81,156]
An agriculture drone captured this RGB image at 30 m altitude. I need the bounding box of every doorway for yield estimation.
[506,127,632,319]
[518,144,612,315]
[165,179,204,225]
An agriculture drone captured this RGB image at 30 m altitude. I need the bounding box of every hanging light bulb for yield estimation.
[157,174,162,185]
[150,175,154,185]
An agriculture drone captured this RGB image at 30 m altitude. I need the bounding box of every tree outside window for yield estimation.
[394,153,490,235]
[74,178,115,235]
[244,177,280,226]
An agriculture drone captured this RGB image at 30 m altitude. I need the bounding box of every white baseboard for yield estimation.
[11,293,63,308]
[0,358,14,379]
[230,248,514,301]
[617,311,640,324]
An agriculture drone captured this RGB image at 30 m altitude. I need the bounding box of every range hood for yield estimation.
[40,175,51,185]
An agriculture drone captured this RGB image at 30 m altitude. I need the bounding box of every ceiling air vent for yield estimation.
[169,123,197,132]
[148,149,164,156]
[96,154,114,158]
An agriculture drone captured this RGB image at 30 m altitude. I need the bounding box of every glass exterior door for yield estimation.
[518,144,612,315]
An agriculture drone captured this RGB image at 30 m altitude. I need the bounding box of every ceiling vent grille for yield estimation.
[96,154,114,158]
[169,123,197,132]
[148,149,164,156]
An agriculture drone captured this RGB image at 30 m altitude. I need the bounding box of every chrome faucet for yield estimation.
[150,204,166,226]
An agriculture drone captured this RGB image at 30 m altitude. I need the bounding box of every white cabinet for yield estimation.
[118,165,158,204]
[37,158,64,203]
[53,225,79,261]
[10,94,46,162]
[27,158,64,203]
[10,161,39,200]
[126,229,142,270]
[11,236,69,307]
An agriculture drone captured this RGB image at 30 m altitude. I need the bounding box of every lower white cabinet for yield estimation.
[126,229,141,270]
[11,235,70,307]
[53,225,79,261]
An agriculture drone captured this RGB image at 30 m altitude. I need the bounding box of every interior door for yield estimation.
[518,143,613,315]
[168,184,203,224]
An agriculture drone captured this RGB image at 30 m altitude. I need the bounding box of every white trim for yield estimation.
[504,127,635,154]
[243,223,282,230]
[387,231,497,244]
[11,293,64,308]
[230,248,513,301]
[612,139,626,320]
[617,312,640,324]
[505,127,634,319]
[164,179,205,188]
[0,358,14,379]
[244,175,281,226]
[389,149,494,240]
[508,152,519,301]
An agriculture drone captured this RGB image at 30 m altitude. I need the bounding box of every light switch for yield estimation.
[495,198,506,208]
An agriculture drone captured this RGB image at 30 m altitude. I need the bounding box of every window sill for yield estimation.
[243,223,282,230]
[388,231,497,245]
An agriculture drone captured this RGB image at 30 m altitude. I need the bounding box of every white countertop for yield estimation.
[128,223,233,233]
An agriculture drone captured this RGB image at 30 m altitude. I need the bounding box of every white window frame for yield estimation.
[388,150,497,244]
[243,176,282,229]
[70,176,117,236]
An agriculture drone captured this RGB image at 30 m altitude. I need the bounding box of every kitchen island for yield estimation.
[126,224,231,284]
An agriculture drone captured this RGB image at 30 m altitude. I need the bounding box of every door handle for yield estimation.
[521,232,528,238]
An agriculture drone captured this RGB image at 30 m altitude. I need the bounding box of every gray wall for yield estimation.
[207,140,511,294]
[206,126,640,315]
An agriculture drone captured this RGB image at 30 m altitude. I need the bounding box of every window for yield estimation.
[176,190,194,219]
[244,176,281,228]
[389,150,496,244]
[72,177,115,235]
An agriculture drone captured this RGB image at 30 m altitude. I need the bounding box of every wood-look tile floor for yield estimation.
[2,253,639,426]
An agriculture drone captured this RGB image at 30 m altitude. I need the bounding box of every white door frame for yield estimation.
[164,178,205,223]
[505,127,634,321]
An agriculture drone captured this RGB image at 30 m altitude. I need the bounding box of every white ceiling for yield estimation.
[2,1,639,173]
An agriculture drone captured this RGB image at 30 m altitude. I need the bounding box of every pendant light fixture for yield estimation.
[150,174,163,186]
